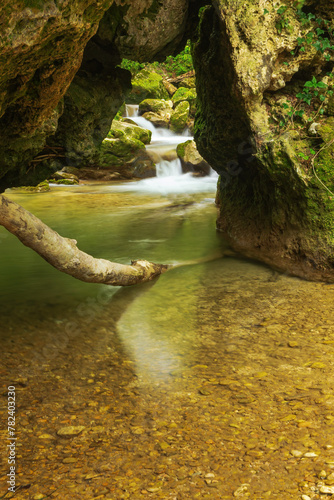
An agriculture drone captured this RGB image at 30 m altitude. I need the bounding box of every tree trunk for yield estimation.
[0,194,169,286]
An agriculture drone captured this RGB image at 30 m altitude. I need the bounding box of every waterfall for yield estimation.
[117,103,218,194]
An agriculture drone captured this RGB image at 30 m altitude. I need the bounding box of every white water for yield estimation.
[119,104,218,195]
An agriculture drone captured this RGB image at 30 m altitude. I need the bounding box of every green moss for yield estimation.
[127,69,169,104]
[176,140,192,159]
[170,101,190,133]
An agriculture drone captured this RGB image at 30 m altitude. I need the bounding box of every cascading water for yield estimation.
[119,105,218,195]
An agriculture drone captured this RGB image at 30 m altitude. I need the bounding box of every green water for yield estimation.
[1,183,334,500]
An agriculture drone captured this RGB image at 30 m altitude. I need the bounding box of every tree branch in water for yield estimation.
[0,194,169,286]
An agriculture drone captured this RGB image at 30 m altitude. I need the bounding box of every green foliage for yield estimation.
[120,59,144,76]
[275,5,291,34]
[119,41,194,78]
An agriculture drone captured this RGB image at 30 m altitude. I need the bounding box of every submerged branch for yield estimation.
[0,194,169,286]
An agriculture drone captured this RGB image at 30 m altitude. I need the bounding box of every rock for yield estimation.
[139,99,173,115]
[142,111,172,128]
[233,484,249,497]
[320,485,334,494]
[176,140,211,176]
[107,119,152,145]
[301,495,311,500]
[62,457,77,464]
[127,69,169,104]
[38,433,55,439]
[33,495,46,500]
[57,426,86,437]
[163,80,178,96]
[171,86,197,112]
[50,171,79,184]
[10,181,50,193]
[181,76,196,88]
[290,450,303,457]
[304,452,318,457]
[99,136,145,168]
[170,101,190,133]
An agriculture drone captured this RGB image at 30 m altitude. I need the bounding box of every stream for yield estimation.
[0,115,334,499]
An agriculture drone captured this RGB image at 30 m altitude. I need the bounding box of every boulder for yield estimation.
[127,69,169,104]
[139,99,173,115]
[142,111,173,128]
[176,140,211,176]
[107,119,152,145]
[163,81,178,96]
[170,101,190,133]
[99,137,145,168]
[51,171,79,184]
[172,86,197,111]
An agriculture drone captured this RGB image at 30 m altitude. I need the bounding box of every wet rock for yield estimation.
[57,426,85,437]
[176,140,211,176]
[50,171,79,184]
[107,119,152,145]
[139,99,173,115]
[320,485,334,494]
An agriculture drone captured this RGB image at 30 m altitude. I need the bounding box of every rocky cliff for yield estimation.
[193,1,334,281]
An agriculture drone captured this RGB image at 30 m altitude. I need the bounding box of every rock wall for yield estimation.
[193,2,334,281]
[0,0,198,190]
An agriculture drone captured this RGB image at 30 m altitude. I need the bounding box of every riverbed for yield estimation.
[0,182,334,500]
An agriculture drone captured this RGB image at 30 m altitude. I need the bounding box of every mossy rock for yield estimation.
[181,77,196,89]
[99,137,145,167]
[51,178,79,185]
[139,99,173,115]
[172,86,197,107]
[107,119,152,145]
[127,69,169,104]
[170,101,190,133]
[10,180,50,193]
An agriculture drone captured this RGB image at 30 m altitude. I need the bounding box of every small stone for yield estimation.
[291,450,303,457]
[288,341,299,348]
[57,426,85,437]
[327,473,334,480]
[233,484,249,497]
[205,473,215,478]
[62,457,77,464]
[38,434,55,439]
[304,452,318,458]
[319,470,327,479]
[33,495,46,500]
[301,495,311,500]
[311,362,326,369]
[320,485,334,494]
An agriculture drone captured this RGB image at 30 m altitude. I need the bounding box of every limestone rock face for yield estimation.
[0,0,114,190]
[193,3,334,281]
[0,0,195,190]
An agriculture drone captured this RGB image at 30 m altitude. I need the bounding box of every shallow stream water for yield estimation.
[0,183,334,499]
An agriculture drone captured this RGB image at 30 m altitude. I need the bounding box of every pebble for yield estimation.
[291,450,303,457]
[233,484,249,497]
[320,485,334,494]
[38,434,55,439]
[62,457,77,464]
[301,495,311,500]
[33,495,45,500]
[304,452,318,457]
[57,426,86,437]
[318,470,327,478]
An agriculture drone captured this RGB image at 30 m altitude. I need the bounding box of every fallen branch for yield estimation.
[0,194,169,286]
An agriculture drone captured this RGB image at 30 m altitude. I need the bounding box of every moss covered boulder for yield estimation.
[177,140,211,176]
[127,70,169,104]
[139,99,173,115]
[172,87,197,114]
[107,119,152,145]
[170,101,190,133]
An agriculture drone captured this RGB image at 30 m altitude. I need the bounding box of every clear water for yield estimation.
[1,185,334,499]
